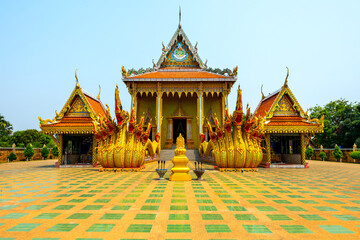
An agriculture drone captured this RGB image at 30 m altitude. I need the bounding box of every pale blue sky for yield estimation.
[0,0,359,131]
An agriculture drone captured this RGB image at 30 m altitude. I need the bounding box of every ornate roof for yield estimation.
[39,78,107,135]
[253,68,323,134]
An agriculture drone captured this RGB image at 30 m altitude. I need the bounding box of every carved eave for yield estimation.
[167,103,192,119]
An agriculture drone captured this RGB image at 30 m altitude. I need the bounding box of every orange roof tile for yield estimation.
[253,93,279,118]
[84,94,107,117]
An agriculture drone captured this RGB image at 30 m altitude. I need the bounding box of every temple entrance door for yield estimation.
[62,135,93,165]
[173,118,186,144]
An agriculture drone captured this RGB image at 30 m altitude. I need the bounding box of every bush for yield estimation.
[41,146,49,159]
[350,151,360,161]
[24,144,35,160]
[305,146,314,159]
[8,152,17,161]
[318,152,327,161]
[52,147,59,158]
[332,145,343,162]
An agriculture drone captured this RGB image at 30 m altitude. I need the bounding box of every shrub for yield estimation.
[350,151,360,161]
[24,143,35,161]
[41,146,49,159]
[305,146,314,159]
[8,152,17,161]
[52,147,59,158]
[332,145,343,162]
[318,152,327,161]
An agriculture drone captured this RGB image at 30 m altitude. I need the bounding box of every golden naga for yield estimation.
[38,116,55,126]
[121,66,129,77]
[199,85,265,168]
[93,85,160,168]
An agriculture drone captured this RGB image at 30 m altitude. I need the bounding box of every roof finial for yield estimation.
[75,68,79,87]
[97,85,101,100]
[261,84,265,99]
[178,6,182,29]
[284,66,289,87]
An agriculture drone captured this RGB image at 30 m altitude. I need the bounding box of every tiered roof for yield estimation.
[253,69,323,134]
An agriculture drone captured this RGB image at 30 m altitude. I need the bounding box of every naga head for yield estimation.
[207,122,217,143]
[115,84,128,126]
[155,132,160,143]
[243,104,252,134]
[224,108,232,134]
[141,122,151,144]
[214,117,223,140]
[233,85,243,125]
[135,116,144,139]
[128,107,136,133]
[92,120,102,141]
[200,133,206,143]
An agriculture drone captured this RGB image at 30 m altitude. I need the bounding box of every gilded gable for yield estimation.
[273,95,298,116]
[66,96,90,117]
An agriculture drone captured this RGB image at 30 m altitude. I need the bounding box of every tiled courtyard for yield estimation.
[0,160,360,240]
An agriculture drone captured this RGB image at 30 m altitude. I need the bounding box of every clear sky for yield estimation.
[0,0,359,131]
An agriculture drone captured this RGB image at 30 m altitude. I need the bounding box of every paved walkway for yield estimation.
[0,160,360,239]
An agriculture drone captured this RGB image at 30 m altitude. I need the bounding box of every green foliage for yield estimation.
[350,151,360,160]
[0,114,13,136]
[332,145,343,161]
[310,99,360,148]
[41,146,49,159]
[355,138,360,147]
[52,147,59,157]
[7,152,17,161]
[305,146,314,159]
[318,152,327,160]
[24,144,35,160]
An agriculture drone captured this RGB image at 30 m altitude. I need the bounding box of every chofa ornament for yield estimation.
[199,85,265,168]
[93,85,160,168]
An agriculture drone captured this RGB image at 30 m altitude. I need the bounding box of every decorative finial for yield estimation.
[284,66,289,86]
[97,85,101,100]
[261,84,265,99]
[152,59,156,68]
[75,68,79,87]
[194,42,198,52]
[178,6,182,28]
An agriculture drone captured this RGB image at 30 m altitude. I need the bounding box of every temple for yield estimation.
[253,68,323,167]
[39,71,106,165]
[122,19,237,149]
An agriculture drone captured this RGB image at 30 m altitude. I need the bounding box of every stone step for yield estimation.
[159,149,201,162]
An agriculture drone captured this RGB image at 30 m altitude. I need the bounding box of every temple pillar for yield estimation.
[197,90,203,135]
[186,118,195,149]
[265,133,271,166]
[221,92,225,126]
[300,133,306,165]
[92,135,97,165]
[165,118,173,149]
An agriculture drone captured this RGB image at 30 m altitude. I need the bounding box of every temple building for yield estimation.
[122,20,237,149]
[253,68,323,167]
[39,75,106,165]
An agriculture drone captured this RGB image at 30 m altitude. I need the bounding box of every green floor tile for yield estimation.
[94,199,110,203]
[86,224,115,232]
[299,200,319,204]
[248,200,265,204]
[342,206,360,211]
[7,223,41,232]
[170,205,188,210]
[82,205,103,210]
[32,238,60,240]
[135,214,157,220]
[319,225,354,234]
[168,214,189,220]
[202,214,223,220]
[205,225,231,233]
[256,206,277,211]
[47,223,78,232]
[314,206,338,211]
[0,213,28,219]
[33,213,61,219]
[267,214,292,220]
[281,225,313,233]
[299,214,327,221]
[167,224,191,233]
[325,200,344,204]
[146,199,162,203]
[285,206,307,211]
[141,205,159,211]
[112,205,131,210]
[243,225,271,233]
[67,213,92,219]
[126,224,152,232]
[68,199,86,203]
[332,214,360,221]
[171,199,186,203]
[227,206,246,211]
[24,205,46,210]
[53,205,75,210]
[273,200,292,204]
[234,214,258,220]
[199,206,217,211]
[197,199,213,203]
[101,213,124,220]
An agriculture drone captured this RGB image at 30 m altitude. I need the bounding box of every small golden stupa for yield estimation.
[169,134,191,181]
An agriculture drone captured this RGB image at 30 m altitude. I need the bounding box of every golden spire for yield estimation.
[75,68,79,87]
[261,84,265,100]
[178,6,182,29]
[284,66,289,87]
[97,85,101,100]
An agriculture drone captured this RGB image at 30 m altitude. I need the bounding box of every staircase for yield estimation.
[159,148,201,162]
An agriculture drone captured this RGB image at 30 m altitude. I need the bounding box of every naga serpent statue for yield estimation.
[199,85,265,168]
[93,85,160,168]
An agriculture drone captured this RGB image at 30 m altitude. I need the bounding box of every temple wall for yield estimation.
[0,148,55,163]
[204,94,222,124]
[136,94,156,122]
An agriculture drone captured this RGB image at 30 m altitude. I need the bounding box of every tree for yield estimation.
[333,145,343,162]
[24,144,35,161]
[318,152,327,161]
[52,147,59,158]
[0,114,13,147]
[41,146,49,159]
[7,152,17,162]
[305,146,314,159]
[310,99,360,148]
[350,151,360,162]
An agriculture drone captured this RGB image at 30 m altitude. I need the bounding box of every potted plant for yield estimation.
[305,146,314,160]
[333,145,343,162]
[350,151,360,163]
[24,143,35,161]
[41,145,49,160]
[318,152,327,161]
[8,152,17,162]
